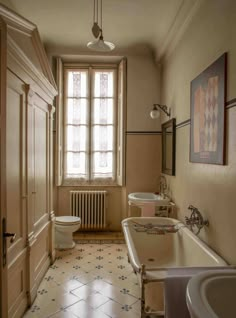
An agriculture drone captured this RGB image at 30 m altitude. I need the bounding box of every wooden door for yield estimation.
[5,70,28,317]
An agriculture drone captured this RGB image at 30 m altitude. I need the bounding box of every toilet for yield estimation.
[54,216,81,249]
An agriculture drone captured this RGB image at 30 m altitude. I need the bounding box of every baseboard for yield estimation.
[28,256,50,305]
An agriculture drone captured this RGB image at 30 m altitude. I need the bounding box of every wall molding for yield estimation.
[155,0,204,62]
[176,119,190,129]
[226,98,236,109]
[125,98,236,134]
[176,98,236,129]
[126,131,162,135]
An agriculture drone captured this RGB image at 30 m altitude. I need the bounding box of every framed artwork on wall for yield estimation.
[190,53,227,165]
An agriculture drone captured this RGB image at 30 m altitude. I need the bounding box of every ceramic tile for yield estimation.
[49,310,79,318]
[98,299,123,317]
[85,292,109,309]
[131,300,142,314]
[128,284,141,299]
[66,299,110,318]
[70,285,96,300]
[60,279,84,292]
[25,299,61,318]
[53,292,81,308]
[24,243,141,318]
[86,279,112,292]
[66,299,94,317]
[101,284,138,305]
[75,273,97,284]
[113,309,141,318]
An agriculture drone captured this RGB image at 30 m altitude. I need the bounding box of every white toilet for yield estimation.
[54,216,81,249]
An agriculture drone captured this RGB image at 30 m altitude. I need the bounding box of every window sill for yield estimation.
[60,179,122,188]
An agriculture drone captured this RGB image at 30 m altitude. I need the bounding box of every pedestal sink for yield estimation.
[186,269,236,318]
[128,192,170,216]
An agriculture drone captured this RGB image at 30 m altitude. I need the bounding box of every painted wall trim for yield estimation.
[126,131,162,135]
[176,119,190,129]
[226,98,236,109]
[176,98,236,129]
[155,0,204,62]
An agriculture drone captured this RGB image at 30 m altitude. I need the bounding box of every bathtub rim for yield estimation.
[122,216,228,273]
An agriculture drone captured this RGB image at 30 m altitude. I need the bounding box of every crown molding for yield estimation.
[155,0,204,63]
[0,4,57,93]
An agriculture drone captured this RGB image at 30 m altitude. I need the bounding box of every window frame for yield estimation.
[63,63,118,186]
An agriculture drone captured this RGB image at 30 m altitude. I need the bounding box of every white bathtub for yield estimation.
[122,217,227,316]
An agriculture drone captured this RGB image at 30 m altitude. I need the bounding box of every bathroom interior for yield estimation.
[0,0,236,317]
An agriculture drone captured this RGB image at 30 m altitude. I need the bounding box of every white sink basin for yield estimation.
[128,192,170,206]
[187,269,236,318]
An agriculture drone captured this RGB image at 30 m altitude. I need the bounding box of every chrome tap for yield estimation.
[159,175,167,197]
[185,205,209,235]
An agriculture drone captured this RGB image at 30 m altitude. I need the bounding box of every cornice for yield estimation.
[8,35,57,100]
[0,4,57,93]
[155,0,204,63]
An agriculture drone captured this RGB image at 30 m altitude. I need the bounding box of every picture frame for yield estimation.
[190,53,227,165]
[162,118,176,176]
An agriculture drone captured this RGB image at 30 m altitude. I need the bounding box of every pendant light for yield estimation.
[87,0,115,52]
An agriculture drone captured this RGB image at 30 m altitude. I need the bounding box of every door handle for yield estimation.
[2,218,16,266]
[3,232,16,243]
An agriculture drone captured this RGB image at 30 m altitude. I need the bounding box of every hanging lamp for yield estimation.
[87,0,115,52]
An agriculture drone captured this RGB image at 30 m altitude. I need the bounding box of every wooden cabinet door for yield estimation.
[5,70,28,317]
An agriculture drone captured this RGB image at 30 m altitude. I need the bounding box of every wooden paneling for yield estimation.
[8,249,28,318]
[34,104,48,223]
[0,6,57,317]
[6,71,28,316]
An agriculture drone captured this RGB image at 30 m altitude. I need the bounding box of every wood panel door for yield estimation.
[5,70,28,317]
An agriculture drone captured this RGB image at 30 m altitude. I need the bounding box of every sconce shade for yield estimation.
[150,107,160,119]
[150,103,171,119]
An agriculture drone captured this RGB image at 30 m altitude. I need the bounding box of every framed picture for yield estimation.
[190,53,227,164]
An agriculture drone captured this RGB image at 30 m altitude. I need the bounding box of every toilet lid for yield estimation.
[55,216,81,225]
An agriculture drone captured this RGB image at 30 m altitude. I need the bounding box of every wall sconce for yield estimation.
[150,104,171,119]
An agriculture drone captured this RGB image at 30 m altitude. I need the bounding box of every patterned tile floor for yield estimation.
[24,241,141,318]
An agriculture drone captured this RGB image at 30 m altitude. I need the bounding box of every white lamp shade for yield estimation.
[87,38,115,52]
[150,109,160,119]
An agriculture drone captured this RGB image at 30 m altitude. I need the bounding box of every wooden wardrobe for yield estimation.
[0,5,57,317]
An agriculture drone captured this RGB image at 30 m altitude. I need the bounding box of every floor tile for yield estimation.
[49,310,79,318]
[23,243,141,318]
[70,285,96,300]
[85,292,109,308]
[60,279,84,292]
[98,299,123,317]
[131,300,142,314]
[66,299,94,318]
[86,279,112,292]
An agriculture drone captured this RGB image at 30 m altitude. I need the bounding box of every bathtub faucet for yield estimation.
[185,205,209,235]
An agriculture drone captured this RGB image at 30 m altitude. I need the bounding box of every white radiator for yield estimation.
[70,190,107,230]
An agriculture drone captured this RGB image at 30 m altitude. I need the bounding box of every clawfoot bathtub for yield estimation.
[122,217,227,317]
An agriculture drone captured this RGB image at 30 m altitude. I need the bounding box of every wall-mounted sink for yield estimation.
[187,269,236,318]
[128,192,170,206]
[128,192,170,217]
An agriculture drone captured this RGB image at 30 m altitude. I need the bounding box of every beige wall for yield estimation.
[127,56,161,131]
[161,0,236,264]
[0,0,14,9]
[126,134,162,217]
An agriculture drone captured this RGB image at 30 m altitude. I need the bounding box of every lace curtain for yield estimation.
[64,69,116,182]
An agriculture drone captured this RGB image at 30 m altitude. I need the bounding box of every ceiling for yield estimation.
[7,0,199,59]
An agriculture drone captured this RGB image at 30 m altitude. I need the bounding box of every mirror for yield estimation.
[162,118,176,175]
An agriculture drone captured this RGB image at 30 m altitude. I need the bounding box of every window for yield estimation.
[64,67,117,183]
[55,58,126,187]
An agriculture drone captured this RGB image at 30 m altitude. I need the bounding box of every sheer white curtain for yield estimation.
[64,68,116,182]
